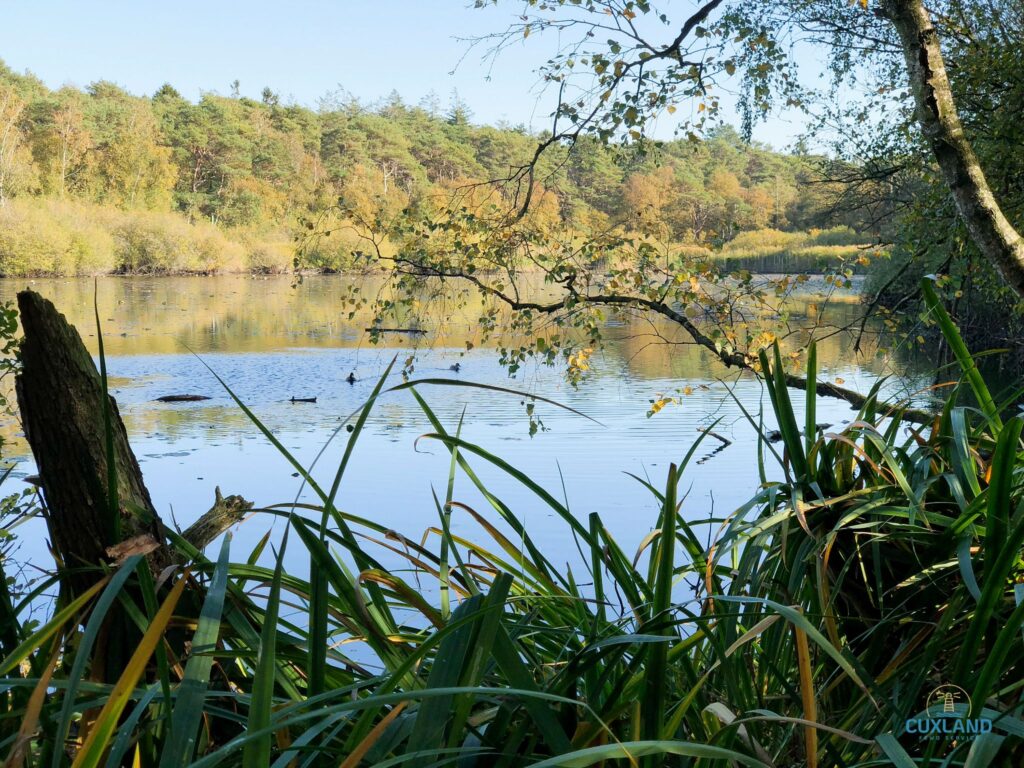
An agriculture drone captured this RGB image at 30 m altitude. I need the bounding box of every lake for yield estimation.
[0,275,933,575]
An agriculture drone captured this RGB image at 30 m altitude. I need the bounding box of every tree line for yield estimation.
[0,58,870,276]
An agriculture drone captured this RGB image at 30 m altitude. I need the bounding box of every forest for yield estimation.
[0,58,871,276]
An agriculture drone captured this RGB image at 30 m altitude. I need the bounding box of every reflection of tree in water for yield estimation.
[0,274,933,462]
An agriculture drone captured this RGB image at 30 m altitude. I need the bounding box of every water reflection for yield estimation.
[0,276,931,563]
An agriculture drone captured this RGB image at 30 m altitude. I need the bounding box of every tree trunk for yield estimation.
[15,290,169,597]
[880,0,1024,297]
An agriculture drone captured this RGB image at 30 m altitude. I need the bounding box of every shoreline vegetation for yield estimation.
[0,197,878,277]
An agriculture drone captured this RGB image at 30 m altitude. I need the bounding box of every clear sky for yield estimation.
[0,0,809,149]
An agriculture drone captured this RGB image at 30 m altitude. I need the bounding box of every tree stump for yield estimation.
[15,290,169,596]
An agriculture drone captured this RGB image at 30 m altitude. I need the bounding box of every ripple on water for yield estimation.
[0,275,933,569]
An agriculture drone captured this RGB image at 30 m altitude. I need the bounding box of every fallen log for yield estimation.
[156,394,211,402]
[182,487,254,553]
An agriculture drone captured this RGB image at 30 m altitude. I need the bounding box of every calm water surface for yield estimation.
[1,276,932,573]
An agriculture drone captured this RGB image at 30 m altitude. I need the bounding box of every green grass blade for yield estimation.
[242,528,289,767]
[0,577,110,677]
[874,734,918,768]
[643,463,677,746]
[525,740,771,768]
[921,279,1001,428]
[805,340,817,459]
[160,535,233,768]
[93,280,119,540]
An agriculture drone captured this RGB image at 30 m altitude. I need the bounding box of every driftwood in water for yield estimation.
[156,394,210,402]
[289,396,317,403]
[365,327,427,335]
[15,291,170,595]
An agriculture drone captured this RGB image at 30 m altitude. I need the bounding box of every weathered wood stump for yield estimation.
[15,290,170,596]
[13,289,254,733]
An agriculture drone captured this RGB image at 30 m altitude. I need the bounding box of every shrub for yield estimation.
[112,212,245,273]
[242,234,296,273]
[0,200,115,276]
[722,227,808,253]
[807,225,864,246]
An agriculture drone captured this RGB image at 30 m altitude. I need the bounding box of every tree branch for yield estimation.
[389,256,933,424]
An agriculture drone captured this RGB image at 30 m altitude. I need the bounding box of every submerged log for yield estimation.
[15,290,170,595]
[365,327,427,335]
[156,394,211,402]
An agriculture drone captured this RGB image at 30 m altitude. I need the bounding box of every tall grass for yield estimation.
[0,280,1022,765]
[714,227,879,274]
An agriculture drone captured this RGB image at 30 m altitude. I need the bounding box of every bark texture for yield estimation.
[15,290,169,595]
[880,0,1024,297]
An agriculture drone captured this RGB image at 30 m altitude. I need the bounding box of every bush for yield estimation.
[242,234,296,273]
[722,228,808,253]
[112,212,244,273]
[807,225,863,246]
[0,200,115,276]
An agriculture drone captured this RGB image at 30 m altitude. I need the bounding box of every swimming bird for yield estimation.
[449,363,461,372]
[346,372,357,384]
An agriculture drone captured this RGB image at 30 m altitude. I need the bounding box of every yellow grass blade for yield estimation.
[72,573,189,768]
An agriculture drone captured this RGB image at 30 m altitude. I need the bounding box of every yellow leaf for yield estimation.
[835,377,845,385]
[794,617,819,768]
[666,105,676,114]
[73,574,189,768]
[683,386,693,396]
[340,703,408,768]
[648,397,672,416]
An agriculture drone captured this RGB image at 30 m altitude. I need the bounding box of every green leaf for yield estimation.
[242,529,289,767]
[161,536,233,768]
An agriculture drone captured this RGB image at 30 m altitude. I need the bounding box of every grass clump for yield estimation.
[112,212,246,274]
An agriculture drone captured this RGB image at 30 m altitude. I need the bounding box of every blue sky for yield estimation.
[0,0,809,148]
